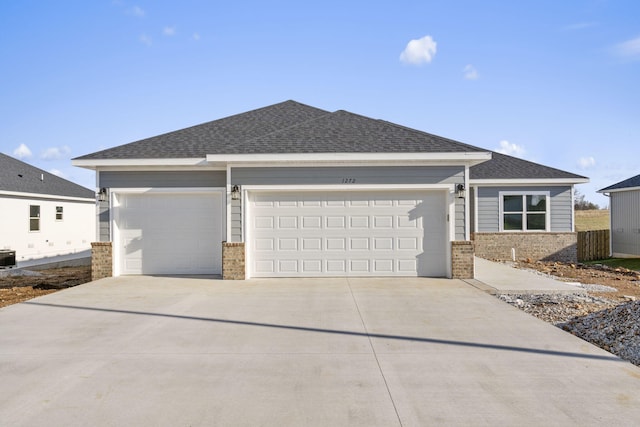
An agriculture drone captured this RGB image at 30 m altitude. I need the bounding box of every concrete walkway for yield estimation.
[1,276,640,426]
[473,257,586,294]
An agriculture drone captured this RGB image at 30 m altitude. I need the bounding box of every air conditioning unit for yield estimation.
[0,250,16,268]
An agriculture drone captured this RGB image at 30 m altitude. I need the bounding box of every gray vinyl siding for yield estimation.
[98,199,110,242]
[98,170,227,242]
[610,190,640,256]
[230,198,242,243]
[470,187,476,233]
[231,166,465,242]
[475,186,573,232]
[100,171,226,188]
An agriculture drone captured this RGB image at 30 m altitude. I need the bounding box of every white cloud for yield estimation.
[613,36,640,59]
[577,156,596,169]
[13,143,32,159]
[140,33,152,46]
[193,32,201,41]
[41,145,71,161]
[163,26,176,36]
[127,5,145,17]
[463,64,478,80]
[496,140,526,158]
[48,168,68,179]
[400,35,437,65]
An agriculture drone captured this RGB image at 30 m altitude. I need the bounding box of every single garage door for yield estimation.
[249,190,448,277]
[115,191,223,275]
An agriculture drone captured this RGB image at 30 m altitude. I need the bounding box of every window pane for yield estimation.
[30,219,40,231]
[503,196,523,212]
[504,214,523,230]
[30,205,40,217]
[56,206,63,220]
[527,213,546,230]
[527,195,546,212]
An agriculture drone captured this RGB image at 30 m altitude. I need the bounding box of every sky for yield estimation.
[2,0,639,207]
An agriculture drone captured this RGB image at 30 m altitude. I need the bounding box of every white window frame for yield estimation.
[55,206,64,221]
[499,191,550,232]
[29,204,41,232]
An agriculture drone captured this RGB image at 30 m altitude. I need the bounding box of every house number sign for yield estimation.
[341,178,357,183]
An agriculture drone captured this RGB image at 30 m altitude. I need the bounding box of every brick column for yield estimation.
[91,242,112,281]
[222,242,246,280]
[451,241,474,279]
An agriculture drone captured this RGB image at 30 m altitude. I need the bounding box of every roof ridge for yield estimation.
[238,108,335,146]
[375,118,488,152]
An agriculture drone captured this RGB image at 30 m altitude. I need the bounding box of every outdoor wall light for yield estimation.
[456,183,466,199]
[97,187,108,202]
[231,185,241,201]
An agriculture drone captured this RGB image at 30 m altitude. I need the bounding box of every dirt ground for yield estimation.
[0,266,91,308]
[514,260,640,302]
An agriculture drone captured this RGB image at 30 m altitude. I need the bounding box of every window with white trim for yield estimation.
[56,206,63,221]
[500,192,549,231]
[29,205,40,231]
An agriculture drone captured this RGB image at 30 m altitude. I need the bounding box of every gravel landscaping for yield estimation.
[498,261,640,367]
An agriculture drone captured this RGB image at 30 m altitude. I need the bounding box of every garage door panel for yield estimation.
[250,190,448,277]
[326,238,346,250]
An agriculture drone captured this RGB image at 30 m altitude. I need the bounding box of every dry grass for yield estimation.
[575,209,609,231]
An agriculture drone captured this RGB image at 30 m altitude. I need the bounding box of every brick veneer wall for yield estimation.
[473,232,577,263]
[222,242,246,280]
[451,241,475,279]
[91,242,112,281]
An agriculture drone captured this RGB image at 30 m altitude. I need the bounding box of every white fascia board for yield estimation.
[94,165,226,172]
[470,178,589,186]
[72,158,208,169]
[0,190,94,203]
[207,152,491,165]
[597,186,640,194]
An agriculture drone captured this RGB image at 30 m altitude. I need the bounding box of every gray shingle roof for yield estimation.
[241,110,486,153]
[0,153,94,199]
[74,100,485,160]
[599,174,640,192]
[75,100,329,160]
[74,99,586,181]
[470,151,587,180]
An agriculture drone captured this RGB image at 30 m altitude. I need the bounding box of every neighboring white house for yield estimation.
[599,174,640,258]
[0,153,95,268]
[72,100,588,279]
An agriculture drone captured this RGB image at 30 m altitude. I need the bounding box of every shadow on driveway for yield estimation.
[23,300,621,362]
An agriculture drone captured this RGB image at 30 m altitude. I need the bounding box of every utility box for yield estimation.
[0,250,16,268]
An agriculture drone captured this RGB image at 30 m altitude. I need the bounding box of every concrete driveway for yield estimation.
[1,276,640,426]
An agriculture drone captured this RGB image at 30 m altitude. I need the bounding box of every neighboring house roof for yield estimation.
[0,153,94,199]
[598,174,640,192]
[470,151,588,181]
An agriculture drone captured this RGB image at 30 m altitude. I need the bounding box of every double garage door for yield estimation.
[115,192,222,275]
[249,190,448,277]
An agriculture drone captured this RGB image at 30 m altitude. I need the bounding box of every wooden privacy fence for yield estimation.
[577,229,610,262]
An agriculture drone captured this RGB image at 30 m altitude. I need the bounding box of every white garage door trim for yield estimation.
[243,184,455,278]
[111,187,225,276]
